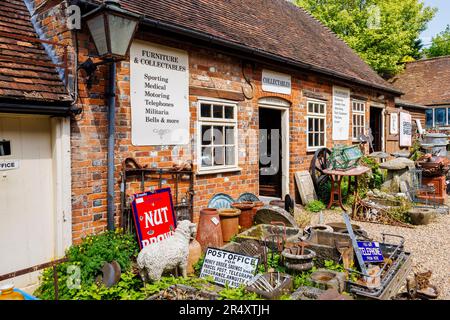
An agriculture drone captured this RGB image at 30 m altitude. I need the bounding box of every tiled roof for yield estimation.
[88,0,398,94]
[390,56,450,106]
[0,0,70,103]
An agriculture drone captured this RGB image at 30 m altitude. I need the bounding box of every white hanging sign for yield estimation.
[262,69,291,95]
[332,86,350,140]
[399,112,412,147]
[390,113,399,134]
[130,41,189,146]
[0,160,19,171]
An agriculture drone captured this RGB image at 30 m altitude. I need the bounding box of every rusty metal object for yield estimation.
[246,272,292,299]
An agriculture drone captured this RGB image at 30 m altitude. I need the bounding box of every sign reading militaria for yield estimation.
[130,41,189,146]
[332,86,350,141]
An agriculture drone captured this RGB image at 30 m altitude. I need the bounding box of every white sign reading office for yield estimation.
[130,41,189,146]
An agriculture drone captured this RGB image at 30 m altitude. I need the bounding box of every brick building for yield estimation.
[1,0,412,288]
[391,56,450,128]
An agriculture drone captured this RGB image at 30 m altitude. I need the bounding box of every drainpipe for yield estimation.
[107,61,117,231]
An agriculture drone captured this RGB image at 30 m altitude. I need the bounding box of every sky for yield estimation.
[420,0,450,46]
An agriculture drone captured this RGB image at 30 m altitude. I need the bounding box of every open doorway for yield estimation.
[370,106,383,152]
[259,107,282,198]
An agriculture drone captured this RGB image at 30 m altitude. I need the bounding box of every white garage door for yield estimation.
[0,115,56,289]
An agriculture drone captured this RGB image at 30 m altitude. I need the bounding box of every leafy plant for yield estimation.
[305,200,326,213]
[323,260,358,283]
[257,253,286,273]
[218,285,261,300]
[193,254,205,276]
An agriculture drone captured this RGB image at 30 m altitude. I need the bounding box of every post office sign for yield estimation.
[0,160,19,171]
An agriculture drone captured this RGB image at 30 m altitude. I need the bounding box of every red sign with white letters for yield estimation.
[131,188,177,249]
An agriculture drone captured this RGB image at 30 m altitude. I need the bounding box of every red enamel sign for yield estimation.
[131,188,177,249]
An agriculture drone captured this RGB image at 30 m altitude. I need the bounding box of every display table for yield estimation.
[322,166,371,211]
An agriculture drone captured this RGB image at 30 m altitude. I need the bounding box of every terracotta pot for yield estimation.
[187,239,202,275]
[232,202,255,231]
[196,208,223,252]
[218,208,241,242]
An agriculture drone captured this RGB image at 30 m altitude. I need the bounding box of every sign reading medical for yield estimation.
[130,41,189,146]
[357,241,384,263]
[262,69,291,95]
[399,112,412,147]
[332,86,350,140]
[0,160,19,171]
[131,188,177,249]
[200,248,259,288]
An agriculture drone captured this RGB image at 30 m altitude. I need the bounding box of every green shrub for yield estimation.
[305,200,326,213]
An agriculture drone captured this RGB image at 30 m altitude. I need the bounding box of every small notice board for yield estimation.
[199,248,259,288]
[131,188,177,249]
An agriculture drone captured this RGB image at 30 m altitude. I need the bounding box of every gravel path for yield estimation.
[310,210,450,300]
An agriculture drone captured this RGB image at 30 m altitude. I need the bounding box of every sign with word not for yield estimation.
[0,160,19,171]
[332,86,350,141]
[357,241,384,263]
[130,40,189,146]
[261,69,291,95]
[200,248,259,288]
[131,188,177,249]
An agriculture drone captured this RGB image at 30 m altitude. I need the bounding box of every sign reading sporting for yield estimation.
[357,241,384,263]
[131,188,177,249]
[200,248,259,288]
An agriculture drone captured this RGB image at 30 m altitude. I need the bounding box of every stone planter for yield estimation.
[310,270,347,293]
[196,208,223,252]
[282,247,316,271]
[407,208,435,225]
[218,208,241,242]
[232,202,255,231]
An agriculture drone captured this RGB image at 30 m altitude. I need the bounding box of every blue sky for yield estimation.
[420,0,450,46]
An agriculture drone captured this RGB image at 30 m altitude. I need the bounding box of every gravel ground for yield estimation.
[308,209,450,300]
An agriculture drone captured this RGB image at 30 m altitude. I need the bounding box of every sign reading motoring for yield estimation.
[0,160,19,171]
[131,188,177,249]
[200,248,259,288]
[357,241,384,263]
[261,69,291,95]
[130,41,189,146]
[332,86,350,141]
[399,112,412,147]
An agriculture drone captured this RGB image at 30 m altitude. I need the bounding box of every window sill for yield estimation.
[306,147,326,153]
[196,167,242,176]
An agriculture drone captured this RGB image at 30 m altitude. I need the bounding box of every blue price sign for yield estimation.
[357,242,384,263]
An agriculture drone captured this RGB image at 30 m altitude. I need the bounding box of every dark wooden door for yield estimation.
[259,108,282,198]
[370,107,383,152]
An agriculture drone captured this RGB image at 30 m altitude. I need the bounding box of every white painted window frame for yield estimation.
[196,98,240,175]
[352,100,366,141]
[306,99,327,152]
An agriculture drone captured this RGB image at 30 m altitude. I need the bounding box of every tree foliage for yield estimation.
[295,0,436,77]
[425,25,450,58]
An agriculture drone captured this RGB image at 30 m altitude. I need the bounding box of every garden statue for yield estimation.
[137,220,197,282]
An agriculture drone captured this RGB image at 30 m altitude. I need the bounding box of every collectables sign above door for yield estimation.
[261,69,292,95]
[332,86,350,141]
[130,41,189,146]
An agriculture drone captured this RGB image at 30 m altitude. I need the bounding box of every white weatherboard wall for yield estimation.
[332,86,350,141]
[0,115,71,290]
[130,40,190,146]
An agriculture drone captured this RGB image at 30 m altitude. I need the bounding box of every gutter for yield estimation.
[0,100,72,116]
[77,0,403,96]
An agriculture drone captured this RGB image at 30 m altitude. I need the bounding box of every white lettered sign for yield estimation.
[262,69,291,95]
[400,112,412,147]
[200,248,259,288]
[130,41,189,146]
[390,113,399,134]
[332,86,350,140]
[0,160,19,171]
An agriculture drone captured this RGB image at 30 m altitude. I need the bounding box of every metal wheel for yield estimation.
[310,147,331,198]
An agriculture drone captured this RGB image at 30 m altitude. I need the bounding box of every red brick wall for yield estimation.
[28,1,398,243]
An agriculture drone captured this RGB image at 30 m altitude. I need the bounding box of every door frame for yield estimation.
[258,98,290,198]
[0,114,72,259]
[369,103,386,152]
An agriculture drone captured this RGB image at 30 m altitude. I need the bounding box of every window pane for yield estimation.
[320,104,324,114]
[314,118,319,131]
[308,133,313,147]
[425,109,433,128]
[214,146,225,165]
[201,147,212,167]
[212,126,224,145]
[314,104,319,114]
[225,106,234,119]
[213,105,223,118]
[319,119,324,132]
[201,126,212,145]
[435,108,446,126]
[225,126,235,145]
[308,118,313,131]
[225,146,235,165]
[314,133,319,146]
[201,104,211,117]
[308,103,314,113]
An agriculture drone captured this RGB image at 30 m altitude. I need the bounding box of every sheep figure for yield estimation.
[137,220,197,282]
